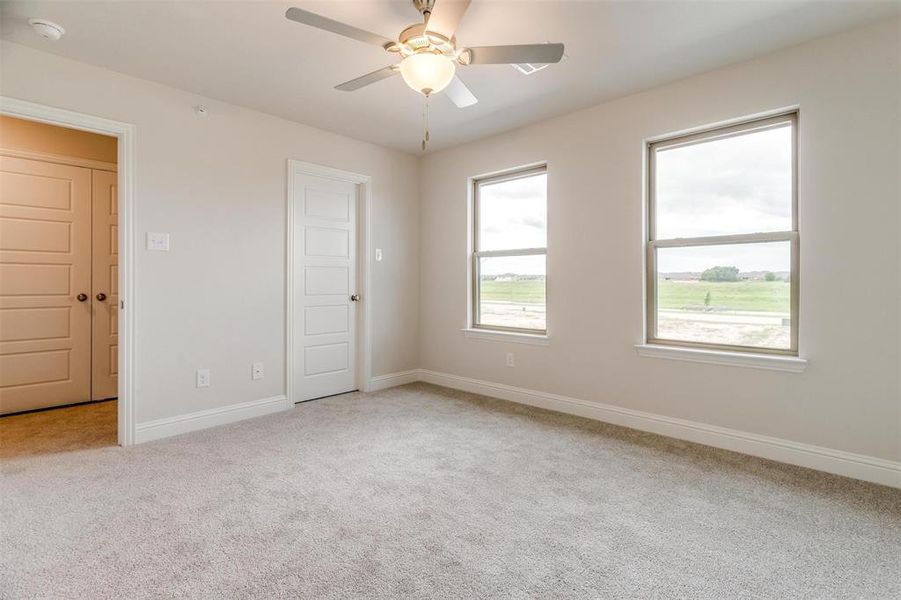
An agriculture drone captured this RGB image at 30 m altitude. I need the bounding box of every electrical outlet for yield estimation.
[375,248,383,262]
[196,368,210,388]
[252,362,264,380]
[506,352,515,367]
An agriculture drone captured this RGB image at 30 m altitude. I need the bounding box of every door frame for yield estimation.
[285,159,372,407]
[1,96,136,446]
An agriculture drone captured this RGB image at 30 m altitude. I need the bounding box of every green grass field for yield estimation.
[480,278,790,313]
[480,279,546,304]
[657,279,789,313]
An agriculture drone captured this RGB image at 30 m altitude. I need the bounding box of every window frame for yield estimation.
[471,164,548,335]
[646,112,799,356]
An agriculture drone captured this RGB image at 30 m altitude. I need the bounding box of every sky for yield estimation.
[476,124,793,277]
[655,124,793,273]
[478,173,547,276]
[655,124,792,239]
[656,241,790,274]
[479,173,547,251]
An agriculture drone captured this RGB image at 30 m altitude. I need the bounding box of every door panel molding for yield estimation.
[286,160,372,408]
[1,96,135,446]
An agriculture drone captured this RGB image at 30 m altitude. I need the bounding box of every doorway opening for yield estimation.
[0,104,133,455]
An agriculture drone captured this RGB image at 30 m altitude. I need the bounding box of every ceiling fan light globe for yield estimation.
[399,52,456,95]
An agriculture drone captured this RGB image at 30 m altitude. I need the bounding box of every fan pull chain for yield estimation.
[421,94,431,152]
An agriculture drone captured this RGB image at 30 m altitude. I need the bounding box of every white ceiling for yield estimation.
[1,1,898,154]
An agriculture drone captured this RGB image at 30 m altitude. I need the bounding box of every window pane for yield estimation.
[478,254,546,331]
[478,172,547,251]
[655,124,792,239]
[655,241,791,350]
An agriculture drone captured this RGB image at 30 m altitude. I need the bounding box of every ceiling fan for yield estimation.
[285,0,565,108]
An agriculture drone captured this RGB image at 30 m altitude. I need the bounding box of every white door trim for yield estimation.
[0,96,137,446]
[286,160,372,407]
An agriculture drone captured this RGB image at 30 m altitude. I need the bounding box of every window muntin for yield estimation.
[648,113,798,355]
[473,167,547,333]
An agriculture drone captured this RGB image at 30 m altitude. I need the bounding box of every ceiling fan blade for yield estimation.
[335,65,399,92]
[444,76,478,108]
[425,0,471,39]
[286,7,394,48]
[465,43,565,65]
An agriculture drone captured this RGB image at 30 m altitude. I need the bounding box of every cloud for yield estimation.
[655,125,792,239]
[479,173,547,250]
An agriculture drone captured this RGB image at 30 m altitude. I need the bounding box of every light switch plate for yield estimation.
[375,248,383,262]
[147,232,170,251]
[196,368,210,388]
[252,362,264,380]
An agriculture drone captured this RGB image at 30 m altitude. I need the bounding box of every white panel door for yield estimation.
[293,172,357,402]
[0,156,92,414]
[91,169,118,400]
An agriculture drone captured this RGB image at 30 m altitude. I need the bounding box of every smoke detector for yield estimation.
[28,18,65,41]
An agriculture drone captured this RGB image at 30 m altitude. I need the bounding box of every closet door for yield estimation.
[91,169,118,400]
[0,156,92,414]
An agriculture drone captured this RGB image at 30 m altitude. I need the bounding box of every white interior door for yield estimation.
[292,172,358,402]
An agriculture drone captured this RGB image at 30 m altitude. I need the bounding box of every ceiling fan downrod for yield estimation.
[413,0,436,20]
[421,94,431,152]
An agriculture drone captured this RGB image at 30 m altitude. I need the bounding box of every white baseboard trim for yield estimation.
[366,369,421,392]
[135,395,288,444]
[417,369,901,489]
[129,371,900,488]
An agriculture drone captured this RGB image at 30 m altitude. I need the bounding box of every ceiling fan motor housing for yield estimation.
[386,23,457,60]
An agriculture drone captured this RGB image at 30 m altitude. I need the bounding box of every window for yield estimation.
[647,113,798,355]
[472,166,547,334]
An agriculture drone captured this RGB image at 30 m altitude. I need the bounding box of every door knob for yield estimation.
[350,294,361,302]
[77,293,88,302]
[96,292,107,301]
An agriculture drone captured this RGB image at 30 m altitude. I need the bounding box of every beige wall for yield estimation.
[0,114,117,163]
[0,41,420,424]
[2,19,898,463]
[419,20,901,462]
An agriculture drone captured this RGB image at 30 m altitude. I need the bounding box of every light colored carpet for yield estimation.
[1,383,899,599]
[0,400,117,459]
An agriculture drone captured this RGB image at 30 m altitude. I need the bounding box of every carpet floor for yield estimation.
[1,383,899,599]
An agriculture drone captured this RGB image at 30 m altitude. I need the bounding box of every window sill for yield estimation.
[635,344,807,373]
[462,328,550,346]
